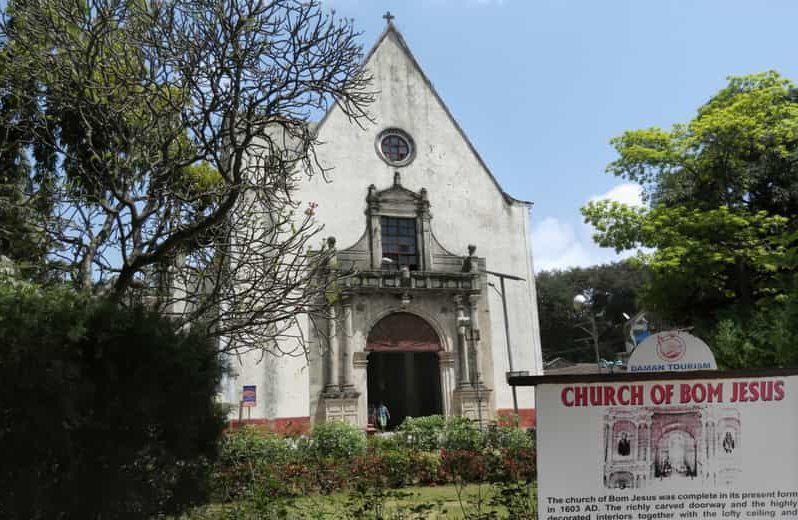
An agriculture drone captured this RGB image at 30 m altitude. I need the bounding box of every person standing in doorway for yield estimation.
[376,401,390,431]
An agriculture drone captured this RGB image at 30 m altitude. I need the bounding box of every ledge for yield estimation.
[342,270,479,293]
[507,367,798,387]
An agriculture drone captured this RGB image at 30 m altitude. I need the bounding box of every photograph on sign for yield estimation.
[537,375,798,519]
[602,404,741,490]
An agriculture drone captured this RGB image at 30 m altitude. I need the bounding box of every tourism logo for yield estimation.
[656,333,687,362]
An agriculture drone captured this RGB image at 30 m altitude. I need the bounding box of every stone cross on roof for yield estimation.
[383,11,395,24]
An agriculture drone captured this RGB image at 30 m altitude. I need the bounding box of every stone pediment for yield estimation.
[334,172,484,276]
[367,171,427,218]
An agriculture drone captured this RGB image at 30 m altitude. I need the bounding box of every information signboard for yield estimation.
[535,373,798,520]
[242,385,256,408]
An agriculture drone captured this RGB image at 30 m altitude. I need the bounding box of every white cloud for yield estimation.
[531,183,643,272]
[589,183,643,207]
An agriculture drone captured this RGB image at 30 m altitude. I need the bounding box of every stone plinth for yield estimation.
[453,387,492,424]
[323,395,360,427]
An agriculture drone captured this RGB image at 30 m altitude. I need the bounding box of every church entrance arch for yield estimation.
[655,430,697,479]
[366,312,443,430]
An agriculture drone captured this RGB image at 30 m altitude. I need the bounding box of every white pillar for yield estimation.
[341,298,354,390]
[325,305,340,392]
[468,294,483,386]
[455,295,470,387]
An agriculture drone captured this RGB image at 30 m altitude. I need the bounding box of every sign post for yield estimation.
[508,368,798,519]
[241,385,256,421]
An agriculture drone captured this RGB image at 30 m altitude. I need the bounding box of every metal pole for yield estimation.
[499,277,519,415]
[475,372,483,430]
[590,312,601,372]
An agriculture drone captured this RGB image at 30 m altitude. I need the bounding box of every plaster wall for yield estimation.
[296,31,542,411]
[228,27,543,421]
[225,332,310,420]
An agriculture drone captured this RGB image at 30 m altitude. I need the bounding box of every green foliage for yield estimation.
[210,419,536,507]
[582,202,788,322]
[536,262,646,362]
[485,423,535,454]
[582,72,798,355]
[489,481,537,520]
[212,427,301,502]
[0,0,373,323]
[441,417,484,452]
[0,281,227,519]
[710,292,798,369]
[310,420,367,460]
[397,414,446,451]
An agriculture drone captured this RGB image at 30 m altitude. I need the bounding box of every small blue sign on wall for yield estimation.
[242,385,256,408]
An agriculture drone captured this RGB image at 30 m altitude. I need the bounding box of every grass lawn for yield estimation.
[184,482,536,519]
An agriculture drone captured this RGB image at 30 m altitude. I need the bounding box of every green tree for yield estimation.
[582,72,798,366]
[0,280,227,519]
[536,262,646,363]
[0,0,373,353]
[0,12,54,277]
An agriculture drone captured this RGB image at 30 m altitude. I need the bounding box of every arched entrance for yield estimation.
[655,430,697,479]
[366,312,443,430]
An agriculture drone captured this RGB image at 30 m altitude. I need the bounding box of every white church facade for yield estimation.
[223,21,543,432]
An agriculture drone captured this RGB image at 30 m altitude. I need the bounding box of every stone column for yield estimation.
[366,185,382,269]
[438,350,456,416]
[454,295,470,388]
[341,297,354,391]
[418,188,433,270]
[325,304,340,393]
[468,294,483,386]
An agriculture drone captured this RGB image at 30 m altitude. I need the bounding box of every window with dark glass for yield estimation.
[381,217,419,270]
[380,134,410,163]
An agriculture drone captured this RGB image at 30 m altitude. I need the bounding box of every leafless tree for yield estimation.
[0,0,373,353]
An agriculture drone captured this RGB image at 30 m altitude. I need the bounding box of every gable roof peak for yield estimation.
[316,19,532,207]
[364,23,530,207]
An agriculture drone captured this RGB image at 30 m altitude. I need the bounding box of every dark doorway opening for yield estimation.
[367,351,442,430]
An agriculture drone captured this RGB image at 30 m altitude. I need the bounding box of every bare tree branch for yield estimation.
[1,0,374,354]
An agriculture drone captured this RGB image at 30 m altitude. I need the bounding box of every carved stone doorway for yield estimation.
[367,352,442,429]
[366,312,443,430]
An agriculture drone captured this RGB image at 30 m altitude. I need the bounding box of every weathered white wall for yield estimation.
[296,29,542,413]
[228,26,543,421]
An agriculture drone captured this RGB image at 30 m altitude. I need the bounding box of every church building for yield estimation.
[224,17,543,431]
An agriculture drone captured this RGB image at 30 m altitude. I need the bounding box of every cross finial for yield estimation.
[383,11,395,24]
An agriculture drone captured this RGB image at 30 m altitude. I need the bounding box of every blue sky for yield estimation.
[324,0,798,271]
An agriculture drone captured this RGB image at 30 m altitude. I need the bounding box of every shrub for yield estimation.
[397,414,446,451]
[210,416,536,502]
[310,420,367,460]
[0,281,227,519]
[486,423,535,452]
[213,428,298,501]
[441,416,484,451]
[408,450,443,485]
[367,431,404,452]
[440,449,487,482]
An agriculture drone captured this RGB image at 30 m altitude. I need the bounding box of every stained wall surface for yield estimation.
[223,25,543,425]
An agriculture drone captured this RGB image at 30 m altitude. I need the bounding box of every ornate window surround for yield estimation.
[332,171,483,277]
[366,172,432,270]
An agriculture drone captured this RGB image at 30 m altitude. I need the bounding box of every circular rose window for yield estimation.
[377,129,415,166]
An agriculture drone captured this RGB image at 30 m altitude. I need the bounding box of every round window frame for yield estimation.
[376,128,415,167]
